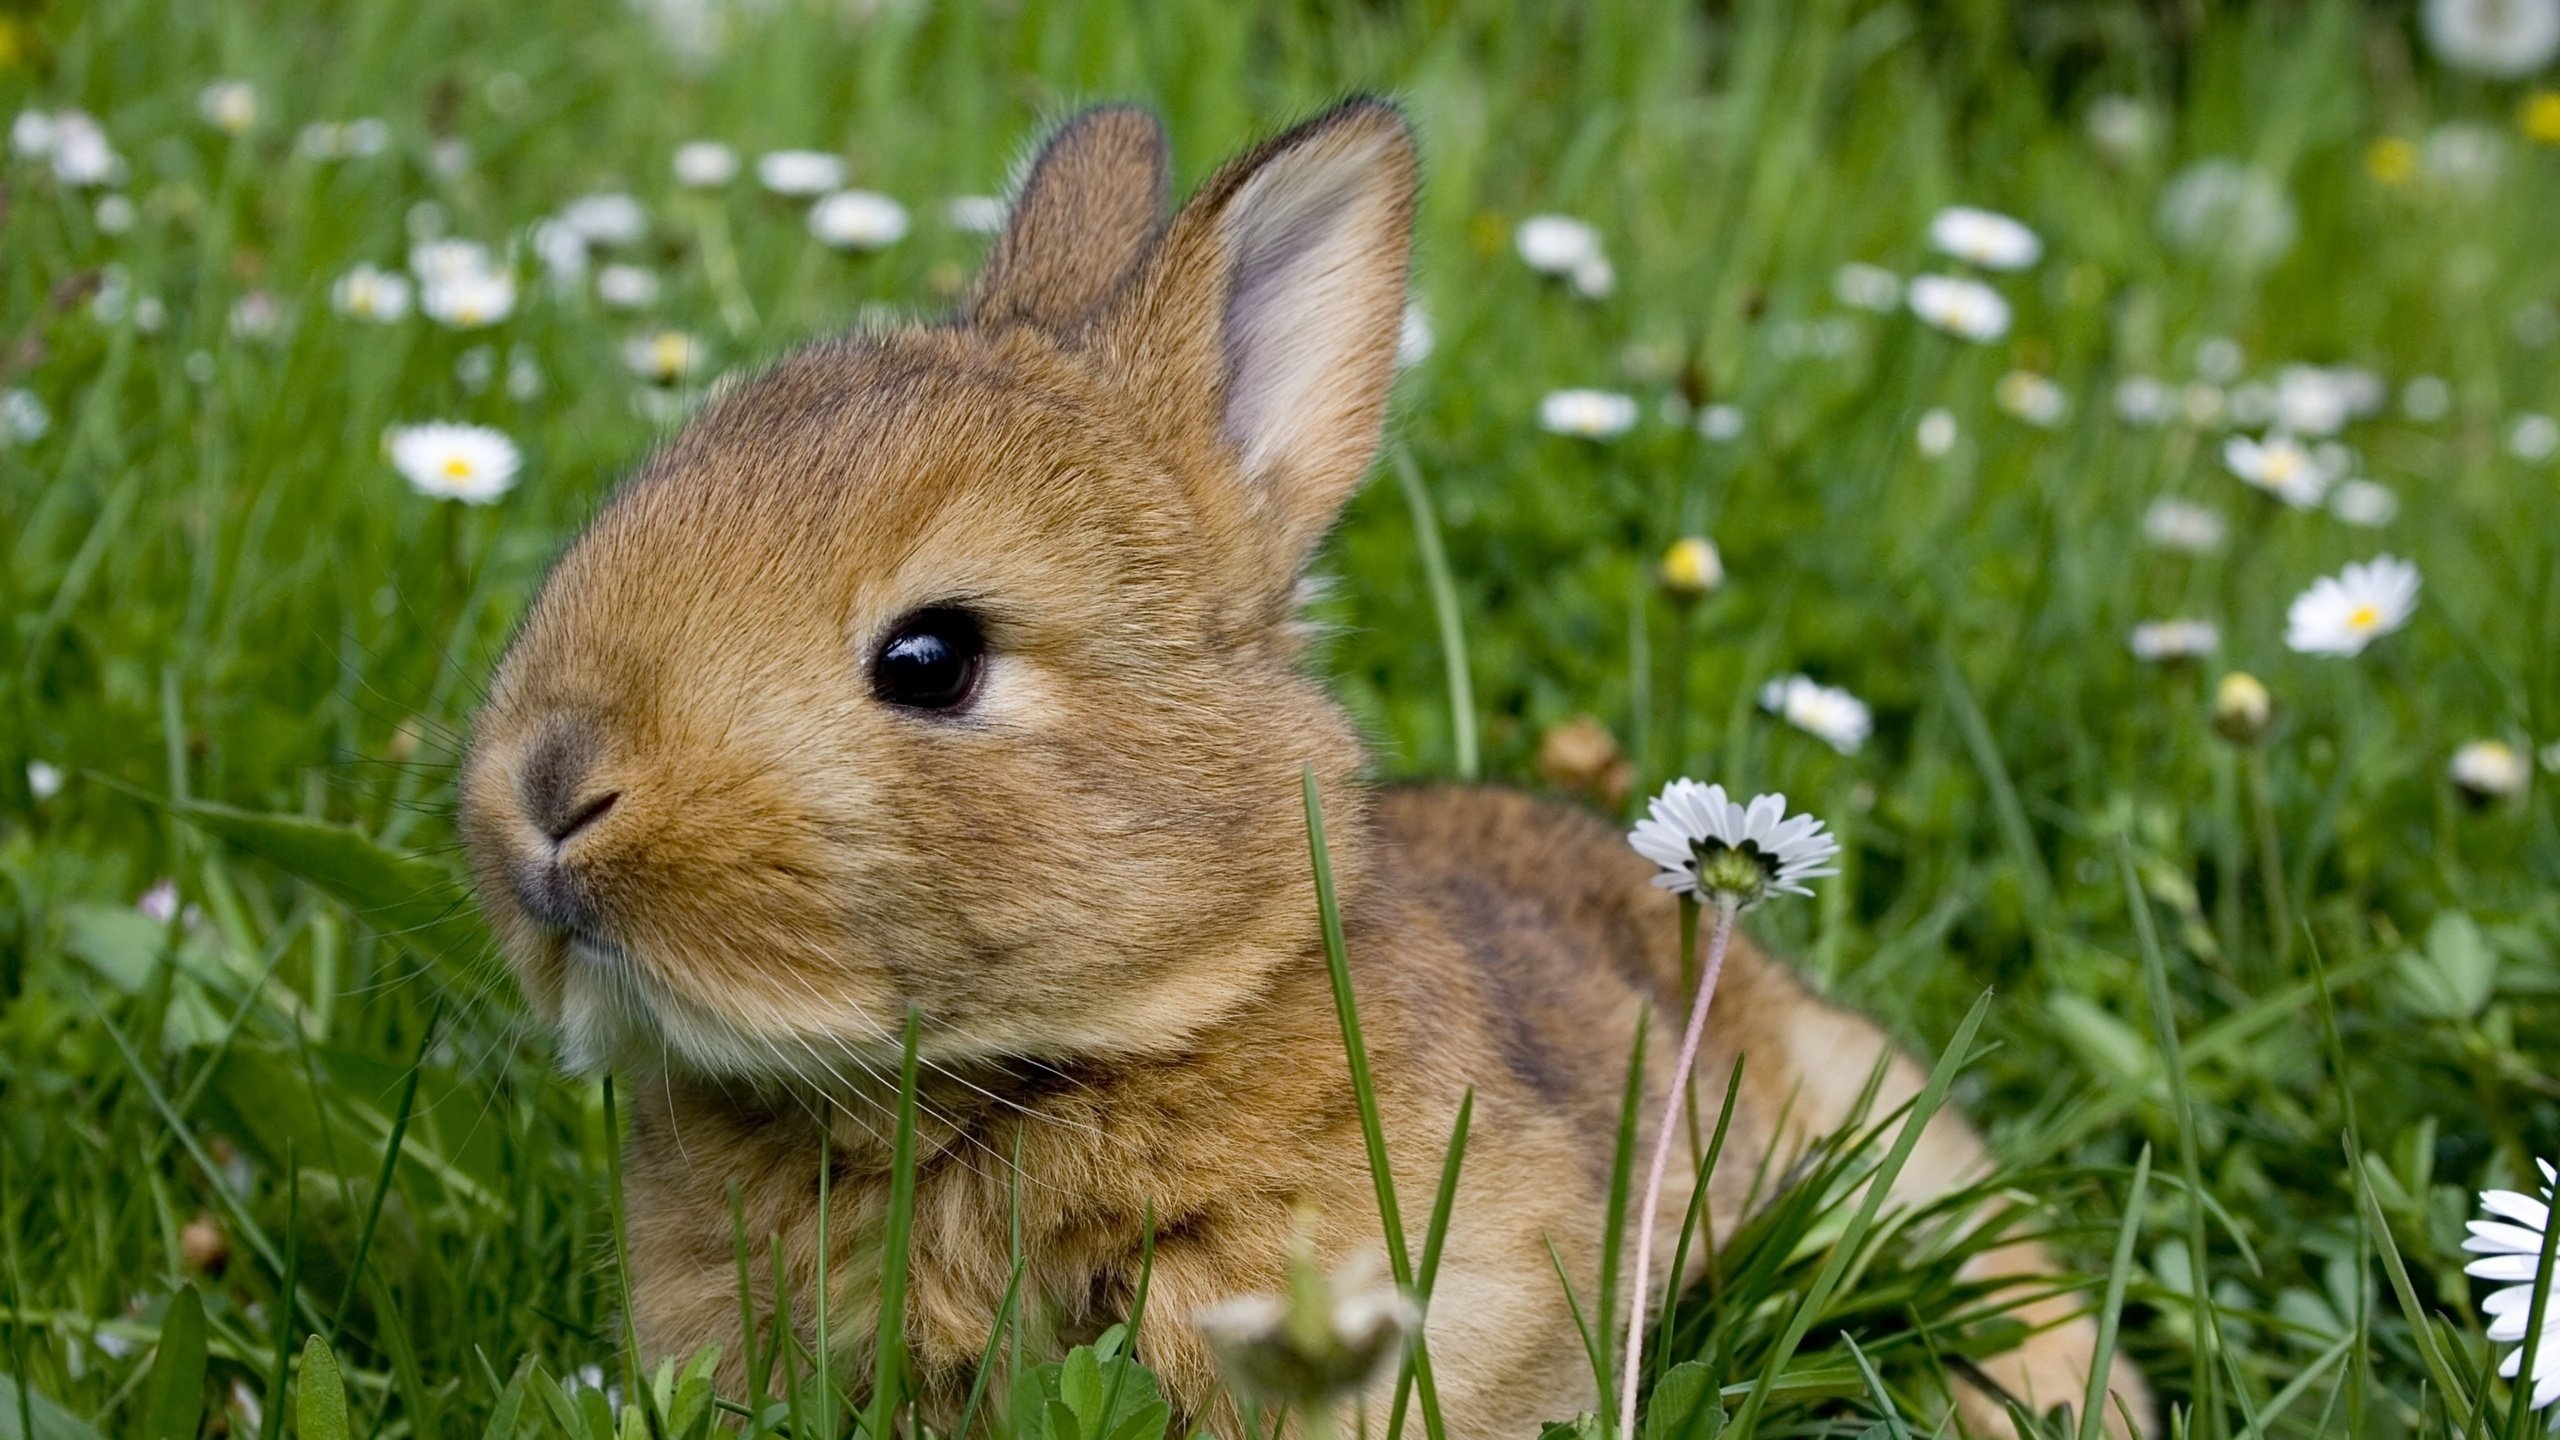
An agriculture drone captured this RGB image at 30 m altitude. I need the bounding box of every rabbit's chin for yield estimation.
[544,934,908,1086]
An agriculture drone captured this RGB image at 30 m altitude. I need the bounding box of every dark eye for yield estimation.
[870,606,986,713]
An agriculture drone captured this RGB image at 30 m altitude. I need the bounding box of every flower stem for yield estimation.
[1619,895,1737,1438]
[2243,747,2293,971]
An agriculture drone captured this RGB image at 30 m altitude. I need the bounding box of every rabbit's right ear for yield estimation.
[966,106,1170,334]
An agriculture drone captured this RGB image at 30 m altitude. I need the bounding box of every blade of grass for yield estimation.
[1726,989,1991,1440]
[865,1010,925,1440]
[1390,444,1478,780]
[2077,1145,2150,1440]
[600,1077,671,1440]
[1302,766,1450,1440]
[1387,1088,1473,1440]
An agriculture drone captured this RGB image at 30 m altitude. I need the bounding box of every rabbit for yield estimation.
[458,99,2152,1439]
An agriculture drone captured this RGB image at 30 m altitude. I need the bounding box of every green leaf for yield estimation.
[0,1373,110,1440]
[142,1285,207,1440]
[1642,1362,1722,1440]
[170,800,485,976]
[2395,910,2496,1021]
[296,1336,351,1440]
[477,1358,532,1440]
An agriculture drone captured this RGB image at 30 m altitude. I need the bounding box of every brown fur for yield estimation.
[459,100,2149,1437]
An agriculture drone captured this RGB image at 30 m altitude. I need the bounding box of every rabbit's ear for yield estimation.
[1098,99,1416,590]
[967,106,1170,334]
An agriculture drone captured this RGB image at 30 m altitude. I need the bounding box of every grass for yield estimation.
[5,0,2560,1435]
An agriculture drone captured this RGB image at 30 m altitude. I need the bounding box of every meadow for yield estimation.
[5,0,2560,1435]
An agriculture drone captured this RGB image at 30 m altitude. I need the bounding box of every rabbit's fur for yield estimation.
[460,100,2149,1437]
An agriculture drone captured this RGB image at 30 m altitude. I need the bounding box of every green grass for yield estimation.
[5,0,2560,1436]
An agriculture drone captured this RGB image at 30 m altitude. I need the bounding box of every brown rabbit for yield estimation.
[458,100,2151,1438]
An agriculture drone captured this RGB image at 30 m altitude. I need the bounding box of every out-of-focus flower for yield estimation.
[757,149,844,196]
[2426,123,2508,191]
[387,422,523,503]
[12,109,56,157]
[2331,479,2400,527]
[2367,137,2418,186]
[1195,1236,1417,1414]
[2423,0,2560,78]
[2086,95,2155,160]
[944,194,1006,234]
[228,291,282,341]
[1907,273,2011,341]
[94,194,136,233]
[25,760,64,800]
[1916,407,1959,457]
[559,192,646,246]
[2158,160,2297,270]
[2403,376,2454,422]
[297,118,391,160]
[49,111,123,187]
[1658,537,1723,601]
[1760,674,1872,755]
[138,879,180,924]
[2275,366,2355,437]
[2285,555,2420,657]
[429,136,471,177]
[409,239,493,284]
[1538,388,1639,440]
[2516,303,2560,350]
[1516,214,1603,277]
[2130,619,2221,662]
[1833,262,1901,313]
[2225,432,2335,508]
[333,263,411,322]
[623,328,703,386]
[1395,303,1432,369]
[2115,375,2174,425]
[2450,741,2531,802]
[2143,498,2227,553]
[810,189,909,250]
[2212,673,2274,743]
[421,268,516,329]
[1,388,51,445]
[198,81,257,134]
[1928,206,2041,270]
[1996,370,2068,427]
[2510,413,2560,462]
[1695,404,1744,442]
[673,139,739,188]
[596,263,661,310]
[2526,91,2560,145]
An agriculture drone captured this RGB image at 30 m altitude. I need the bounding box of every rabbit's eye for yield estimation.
[871,607,986,713]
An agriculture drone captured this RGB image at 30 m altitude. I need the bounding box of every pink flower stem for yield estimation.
[1619,894,1739,1439]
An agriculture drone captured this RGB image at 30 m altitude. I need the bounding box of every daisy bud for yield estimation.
[1537,715,1634,809]
[1657,537,1723,603]
[2449,740,2529,804]
[1195,1216,1417,1414]
[179,1212,229,1275]
[2211,672,2275,744]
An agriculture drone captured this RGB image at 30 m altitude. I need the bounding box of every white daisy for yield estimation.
[1928,206,2042,270]
[12,109,55,157]
[1996,370,2068,427]
[1906,273,2012,342]
[2285,555,2420,656]
[2424,0,2560,77]
[756,149,844,197]
[2115,375,2175,425]
[1196,1248,1418,1409]
[2450,741,2531,801]
[529,221,589,284]
[558,192,646,247]
[1515,214,1604,276]
[623,329,703,386]
[2224,432,2335,508]
[94,194,136,233]
[1568,253,1616,300]
[1390,303,1434,370]
[2157,160,2297,270]
[409,239,495,285]
[2330,479,2399,527]
[2180,383,2228,427]
[1658,537,1723,599]
[387,423,523,504]
[945,195,1007,234]
[198,81,258,135]
[2130,619,2221,662]
[1696,404,1744,442]
[26,760,64,801]
[2194,336,2247,383]
[1,388,52,445]
[1628,781,1841,908]
[1833,262,1902,313]
[2427,123,2509,191]
[421,268,517,329]
[2464,1158,2558,1416]
[2274,365,2354,437]
[2510,414,2560,463]
[809,190,909,250]
[1916,407,1959,457]
[595,263,661,310]
[1760,674,1873,755]
[672,140,739,188]
[1538,388,1639,440]
[2404,376,2454,422]
[49,111,123,187]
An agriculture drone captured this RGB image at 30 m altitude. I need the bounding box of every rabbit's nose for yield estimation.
[519,720,619,845]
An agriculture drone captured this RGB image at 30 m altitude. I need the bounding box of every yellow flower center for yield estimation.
[2523,92,2560,147]
[441,457,474,480]
[2263,449,2298,483]
[2347,603,2379,631]
[2366,138,2416,185]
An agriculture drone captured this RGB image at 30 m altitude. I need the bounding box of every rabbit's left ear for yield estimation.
[1097,99,1417,589]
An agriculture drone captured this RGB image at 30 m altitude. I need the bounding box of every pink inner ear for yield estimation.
[1209,125,1411,509]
